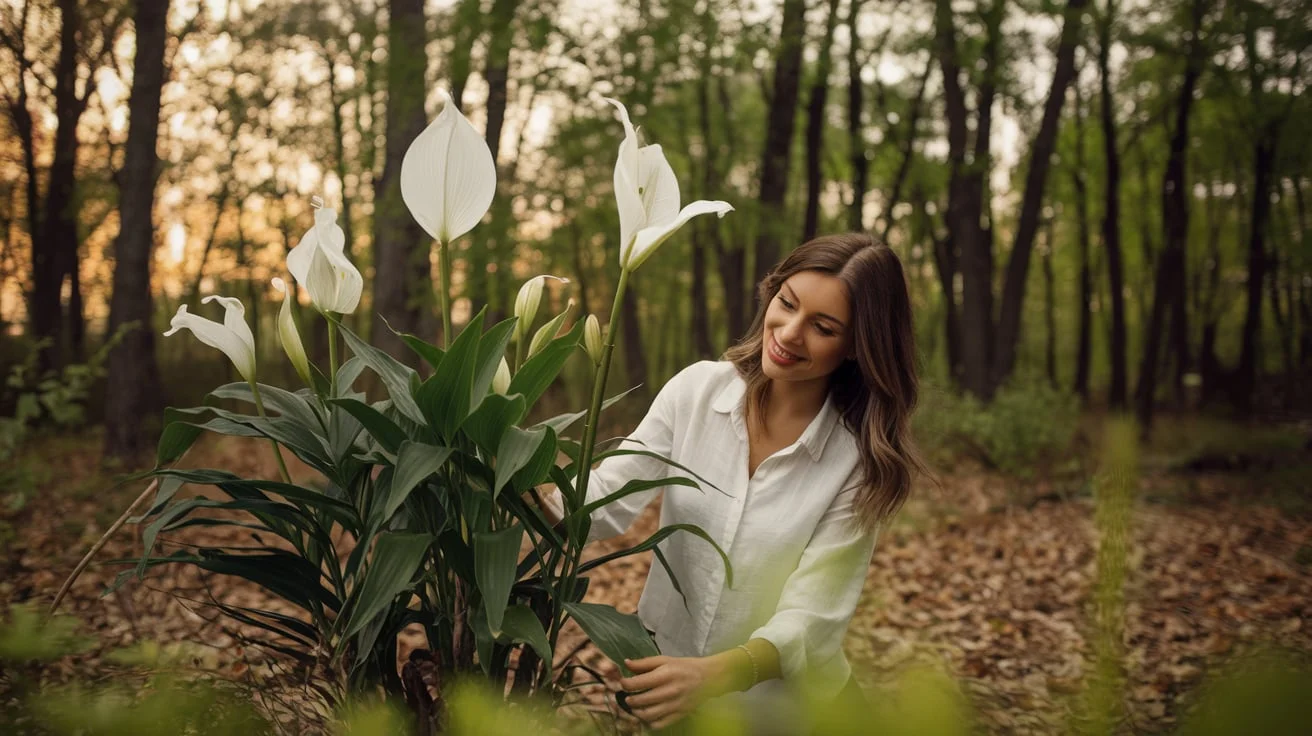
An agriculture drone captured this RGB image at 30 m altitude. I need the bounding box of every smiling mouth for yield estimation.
[768,336,804,363]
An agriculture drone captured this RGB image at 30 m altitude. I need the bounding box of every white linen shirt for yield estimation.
[581,359,880,704]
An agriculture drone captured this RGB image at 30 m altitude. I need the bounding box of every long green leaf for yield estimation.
[508,318,584,406]
[337,324,426,425]
[341,533,432,639]
[510,427,557,494]
[419,310,485,441]
[212,382,322,432]
[579,522,733,588]
[493,427,548,498]
[379,442,455,523]
[461,392,526,454]
[562,602,659,676]
[470,317,518,410]
[473,524,524,636]
[328,398,406,454]
[532,386,641,436]
[590,447,725,494]
[400,334,444,371]
[500,604,553,679]
[572,476,700,520]
[196,550,341,614]
[157,407,206,466]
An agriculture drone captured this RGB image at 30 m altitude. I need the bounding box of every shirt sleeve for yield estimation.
[582,367,687,543]
[748,471,879,690]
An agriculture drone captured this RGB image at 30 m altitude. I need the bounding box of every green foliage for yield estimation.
[914,379,1081,476]
[123,306,729,729]
[0,603,95,661]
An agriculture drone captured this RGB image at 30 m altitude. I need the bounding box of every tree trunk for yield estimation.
[372,0,432,361]
[692,29,719,359]
[476,0,520,323]
[448,0,481,109]
[103,0,169,462]
[991,0,1089,389]
[1135,0,1205,431]
[845,0,867,231]
[326,53,355,257]
[803,0,841,242]
[933,0,999,399]
[1071,78,1093,398]
[1097,0,1128,409]
[32,0,91,370]
[754,0,807,285]
[1236,138,1276,412]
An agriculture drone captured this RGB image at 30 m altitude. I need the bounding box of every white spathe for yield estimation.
[491,357,512,395]
[164,295,257,383]
[602,97,735,272]
[401,88,497,244]
[286,207,363,314]
[272,277,313,388]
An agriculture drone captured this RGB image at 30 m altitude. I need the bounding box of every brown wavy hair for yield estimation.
[722,233,925,532]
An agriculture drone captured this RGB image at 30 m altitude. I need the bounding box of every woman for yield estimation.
[547,233,924,731]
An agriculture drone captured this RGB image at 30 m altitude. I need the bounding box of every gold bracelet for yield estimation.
[735,644,758,688]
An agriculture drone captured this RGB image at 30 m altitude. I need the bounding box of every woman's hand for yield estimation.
[618,654,727,729]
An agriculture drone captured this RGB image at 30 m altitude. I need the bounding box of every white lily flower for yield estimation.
[513,275,570,342]
[163,295,257,383]
[401,88,497,244]
[286,206,363,314]
[583,314,603,366]
[602,97,735,272]
[491,357,512,395]
[272,277,313,388]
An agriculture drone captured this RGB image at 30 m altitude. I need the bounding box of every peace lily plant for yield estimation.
[103,91,734,729]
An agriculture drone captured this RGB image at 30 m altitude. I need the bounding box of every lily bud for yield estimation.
[272,277,314,388]
[513,275,570,342]
[528,298,576,359]
[584,315,603,365]
[491,357,512,395]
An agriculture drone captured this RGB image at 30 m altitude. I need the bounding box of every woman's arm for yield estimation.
[619,638,782,729]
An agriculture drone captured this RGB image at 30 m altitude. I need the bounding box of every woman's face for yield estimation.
[760,270,855,385]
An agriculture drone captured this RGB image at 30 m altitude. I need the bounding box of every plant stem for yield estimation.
[250,380,294,485]
[556,267,630,621]
[439,241,453,349]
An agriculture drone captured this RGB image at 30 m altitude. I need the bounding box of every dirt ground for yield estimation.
[2,425,1309,734]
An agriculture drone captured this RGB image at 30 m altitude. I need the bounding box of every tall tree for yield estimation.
[845,0,867,231]
[753,0,807,285]
[1233,0,1303,413]
[1070,74,1094,398]
[933,0,1003,399]
[991,0,1089,389]
[1135,0,1209,431]
[802,0,841,242]
[1096,0,1129,408]
[103,0,169,461]
[372,0,431,361]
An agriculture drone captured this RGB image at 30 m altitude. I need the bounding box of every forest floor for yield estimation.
[1,414,1309,735]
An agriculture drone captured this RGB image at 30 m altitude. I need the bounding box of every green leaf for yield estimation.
[562,602,659,676]
[337,324,426,425]
[500,604,553,679]
[329,398,407,454]
[579,522,733,589]
[399,334,444,371]
[510,427,557,494]
[418,310,485,441]
[335,356,366,394]
[212,382,322,431]
[591,447,725,494]
[192,549,342,615]
[462,392,527,454]
[572,476,700,521]
[341,532,432,639]
[380,442,455,523]
[508,318,584,406]
[532,386,641,436]
[470,317,518,408]
[156,407,207,465]
[493,426,548,498]
[474,524,524,636]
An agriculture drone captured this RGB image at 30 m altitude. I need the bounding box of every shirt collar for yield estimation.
[711,371,839,462]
